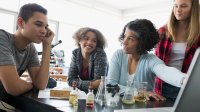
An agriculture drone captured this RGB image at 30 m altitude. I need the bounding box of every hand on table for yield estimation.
[146,91,166,101]
[91,79,101,90]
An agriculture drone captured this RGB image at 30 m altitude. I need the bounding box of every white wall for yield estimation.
[122,1,173,29]
[0,0,172,67]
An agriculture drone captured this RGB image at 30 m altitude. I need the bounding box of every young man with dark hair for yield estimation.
[0,3,54,96]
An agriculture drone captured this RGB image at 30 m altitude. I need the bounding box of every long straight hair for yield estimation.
[167,0,200,47]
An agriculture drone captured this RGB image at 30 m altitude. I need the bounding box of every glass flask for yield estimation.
[122,80,135,104]
[95,76,106,106]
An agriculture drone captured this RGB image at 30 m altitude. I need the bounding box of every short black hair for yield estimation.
[18,3,47,22]
[119,19,159,55]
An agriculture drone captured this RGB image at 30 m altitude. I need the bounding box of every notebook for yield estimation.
[115,47,200,112]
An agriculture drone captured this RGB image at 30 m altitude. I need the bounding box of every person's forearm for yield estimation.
[34,45,51,90]
[5,79,33,96]
[91,79,101,90]
[155,64,186,87]
[0,66,33,96]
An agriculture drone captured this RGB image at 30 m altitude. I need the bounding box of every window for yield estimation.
[0,9,17,33]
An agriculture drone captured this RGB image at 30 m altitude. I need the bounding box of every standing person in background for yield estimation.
[68,27,108,92]
[0,3,54,96]
[154,0,200,100]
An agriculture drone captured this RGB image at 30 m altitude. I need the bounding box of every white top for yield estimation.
[128,73,135,80]
[168,43,187,71]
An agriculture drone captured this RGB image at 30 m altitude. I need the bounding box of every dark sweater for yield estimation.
[67,47,108,92]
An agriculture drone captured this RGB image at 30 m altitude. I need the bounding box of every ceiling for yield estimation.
[94,0,172,10]
[66,0,173,16]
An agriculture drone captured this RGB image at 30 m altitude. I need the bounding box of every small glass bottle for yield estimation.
[86,82,94,108]
[69,81,78,106]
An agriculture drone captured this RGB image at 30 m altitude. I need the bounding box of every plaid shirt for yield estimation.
[154,26,200,95]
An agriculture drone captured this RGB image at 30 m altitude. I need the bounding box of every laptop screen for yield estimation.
[173,47,200,112]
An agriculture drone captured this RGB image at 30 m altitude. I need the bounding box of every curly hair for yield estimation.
[72,27,107,49]
[119,19,159,55]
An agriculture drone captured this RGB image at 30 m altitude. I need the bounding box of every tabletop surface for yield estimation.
[23,89,174,112]
[1,84,174,112]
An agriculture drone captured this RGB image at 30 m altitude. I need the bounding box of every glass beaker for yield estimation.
[134,81,148,102]
[122,80,135,104]
[105,84,120,107]
[95,76,106,106]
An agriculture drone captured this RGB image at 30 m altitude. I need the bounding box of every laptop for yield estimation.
[115,47,200,112]
[172,47,200,112]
